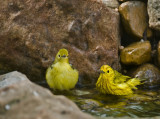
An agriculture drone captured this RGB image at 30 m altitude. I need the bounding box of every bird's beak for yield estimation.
[61,55,66,58]
[97,69,105,74]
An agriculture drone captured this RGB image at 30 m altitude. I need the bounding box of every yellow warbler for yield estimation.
[96,65,142,95]
[46,48,78,90]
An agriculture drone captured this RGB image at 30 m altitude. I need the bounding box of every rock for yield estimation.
[77,99,103,110]
[137,90,157,97]
[118,0,129,2]
[158,41,160,66]
[155,100,160,105]
[119,1,152,38]
[0,0,120,84]
[118,0,147,2]
[119,0,125,2]
[148,0,160,31]
[126,94,153,102]
[72,90,91,96]
[131,64,160,89]
[120,41,151,65]
[104,102,127,108]
[0,71,95,119]
[100,0,119,8]
[0,71,29,88]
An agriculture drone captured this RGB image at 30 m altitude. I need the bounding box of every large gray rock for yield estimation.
[0,71,28,88]
[0,0,120,84]
[148,0,160,31]
[0,71,95,119]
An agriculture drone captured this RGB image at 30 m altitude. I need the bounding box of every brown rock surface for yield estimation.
[148,0,160,31]
[0,0,120,83]
[101,0,119,8]
[0,71,95,119]
[120,41,151,65]
[131,64,160,89]
[119,1,152,38]
[119,0,127,2]
[158,41,160,66]
[118,0,147,2]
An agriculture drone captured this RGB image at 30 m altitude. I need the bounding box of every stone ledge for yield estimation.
[0,71,95,119]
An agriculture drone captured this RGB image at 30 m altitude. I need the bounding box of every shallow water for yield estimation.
[39,81,160,118]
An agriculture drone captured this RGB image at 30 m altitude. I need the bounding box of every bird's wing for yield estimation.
[46,64,58,88]
[70,63,77,70]
[113,70,131,84]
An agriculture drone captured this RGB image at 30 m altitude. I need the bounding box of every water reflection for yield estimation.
[39,81,160,118]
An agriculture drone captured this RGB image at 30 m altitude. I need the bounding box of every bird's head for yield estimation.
[99,65,114,78]
[54,48,69,63]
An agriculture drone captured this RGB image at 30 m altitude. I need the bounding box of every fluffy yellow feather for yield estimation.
[96,65,142,95]
[46,48,78,90]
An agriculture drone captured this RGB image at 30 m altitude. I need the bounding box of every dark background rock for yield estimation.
[130,64,160,89]
[158,41,160,66]
[119,0,148,3]
[0,0,120,85]
[119,1,152,39]
[148,0,160,31]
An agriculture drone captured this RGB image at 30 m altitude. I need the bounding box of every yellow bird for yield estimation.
[46,48,78,90]
[96,65,142,95]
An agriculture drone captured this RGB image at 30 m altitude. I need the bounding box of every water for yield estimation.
[39,81,160,118]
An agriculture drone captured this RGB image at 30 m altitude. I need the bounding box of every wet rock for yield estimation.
[104,102,127,108]
[155,100,160,105]
[148,0,160,31]
[0,71,95,119]
[131,64,160,89]
[72,90,91,96]
[77,99,103,110]
[126,94,153,102]
[137,90,157,97]
[0,0,120,83]
[158,41,160,66]
[119,1,152,38]
[120,41,151,65]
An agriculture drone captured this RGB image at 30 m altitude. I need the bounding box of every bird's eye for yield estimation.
[107,70,109,73]
[58,55,60,57]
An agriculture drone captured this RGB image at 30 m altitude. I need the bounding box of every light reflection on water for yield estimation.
[39,80,160,118]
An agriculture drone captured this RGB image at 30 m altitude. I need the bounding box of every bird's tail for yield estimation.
[127,78,142,89]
